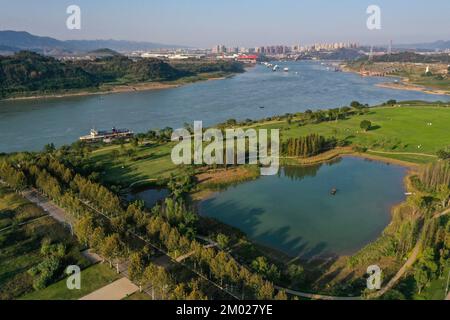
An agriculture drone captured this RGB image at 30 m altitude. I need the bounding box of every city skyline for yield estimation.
[1,0,450,47]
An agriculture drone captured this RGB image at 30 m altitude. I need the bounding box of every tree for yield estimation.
[43,143,56,153]
[171,284,187,300]
[287,264,304,287]
[74,215,95,246]
[257,281,274,300]
[360,120,372,132]
[144,264,173,299]
[100,233,123,267]
[128,252,146,288]
[437,184,450,208]
[386,99,397,106]
[414,267,429,294]
[350,101,363,109]
[274,290,288,300]
[216,233,230,250]
[414,247,438,294]
[251,256,280,282]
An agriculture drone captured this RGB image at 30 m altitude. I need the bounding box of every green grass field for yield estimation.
[88,105,450,187]
[259,105,450,160]
[21,263,121,300]
[89,142,181,186]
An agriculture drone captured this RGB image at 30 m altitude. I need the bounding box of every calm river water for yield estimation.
[1,61,449,153]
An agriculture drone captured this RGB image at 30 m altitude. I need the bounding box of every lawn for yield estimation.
[86,105,450,187]
[21,263,121,300]
[259,105,450,157]
[89,142,181,187]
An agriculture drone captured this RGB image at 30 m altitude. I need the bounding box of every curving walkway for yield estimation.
[274,285,360,300]
[367,149,437,158]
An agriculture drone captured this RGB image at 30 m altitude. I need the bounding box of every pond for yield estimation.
[200,157,408,259]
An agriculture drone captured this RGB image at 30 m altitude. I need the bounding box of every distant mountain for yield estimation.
[395,40,450,51]
[0,45,21,55]
[0,30,187,54]
[65,39,186,52]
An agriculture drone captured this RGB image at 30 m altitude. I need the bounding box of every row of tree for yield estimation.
[281,134,337,157]
[0,155,286,300]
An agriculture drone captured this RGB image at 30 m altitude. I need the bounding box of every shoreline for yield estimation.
[375,81,450,96]
[195,152,417,295]
[341,64,450,97]
[1,74,236,102]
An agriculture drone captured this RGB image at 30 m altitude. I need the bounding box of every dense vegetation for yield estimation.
[2,102,450,300]
[72,55,189,83]
[0,51,244,99]
[0,154,287,300]
[0,51,98,98]
[171,60,245,74]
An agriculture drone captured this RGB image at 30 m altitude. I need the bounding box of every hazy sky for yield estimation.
[1,0,449,47]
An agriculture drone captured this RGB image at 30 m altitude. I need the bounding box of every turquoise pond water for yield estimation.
[200,157,407,259]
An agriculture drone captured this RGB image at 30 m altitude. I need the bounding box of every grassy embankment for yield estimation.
[345,61,450,94]
[83,104,450,296]
[88,104,450,190]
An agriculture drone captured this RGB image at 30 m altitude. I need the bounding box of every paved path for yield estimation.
[274,285,360,300]
[21,189,73,224]
[79,278,139,300]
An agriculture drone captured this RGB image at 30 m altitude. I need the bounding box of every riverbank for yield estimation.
[375,81,450,96]
[2,72,238,102]
[342,63,450,96]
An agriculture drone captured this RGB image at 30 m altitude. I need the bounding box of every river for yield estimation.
[1,61,449,153]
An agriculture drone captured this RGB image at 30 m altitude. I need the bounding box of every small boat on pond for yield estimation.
[330,188,338,195]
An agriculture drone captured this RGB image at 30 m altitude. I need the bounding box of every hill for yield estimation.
[0,51,99,98]
[0,30,186,54]
[86,48,122,58]
[0,51,244,99]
